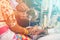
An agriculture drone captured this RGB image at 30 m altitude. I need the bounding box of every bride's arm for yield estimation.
[1,0,29,35]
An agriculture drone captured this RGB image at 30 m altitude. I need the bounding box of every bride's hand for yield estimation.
[27,26,45,35]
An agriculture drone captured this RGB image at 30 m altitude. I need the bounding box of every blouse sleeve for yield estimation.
[1,0,16,27]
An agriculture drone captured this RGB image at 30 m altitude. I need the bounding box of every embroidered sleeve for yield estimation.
[1,0,17,27]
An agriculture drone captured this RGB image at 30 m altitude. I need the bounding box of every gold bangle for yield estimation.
[24,28,29,35]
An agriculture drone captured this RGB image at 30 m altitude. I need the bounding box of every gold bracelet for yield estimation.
[24,28,29,35]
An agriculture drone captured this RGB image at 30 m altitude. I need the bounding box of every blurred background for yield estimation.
[22,0,60,34]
